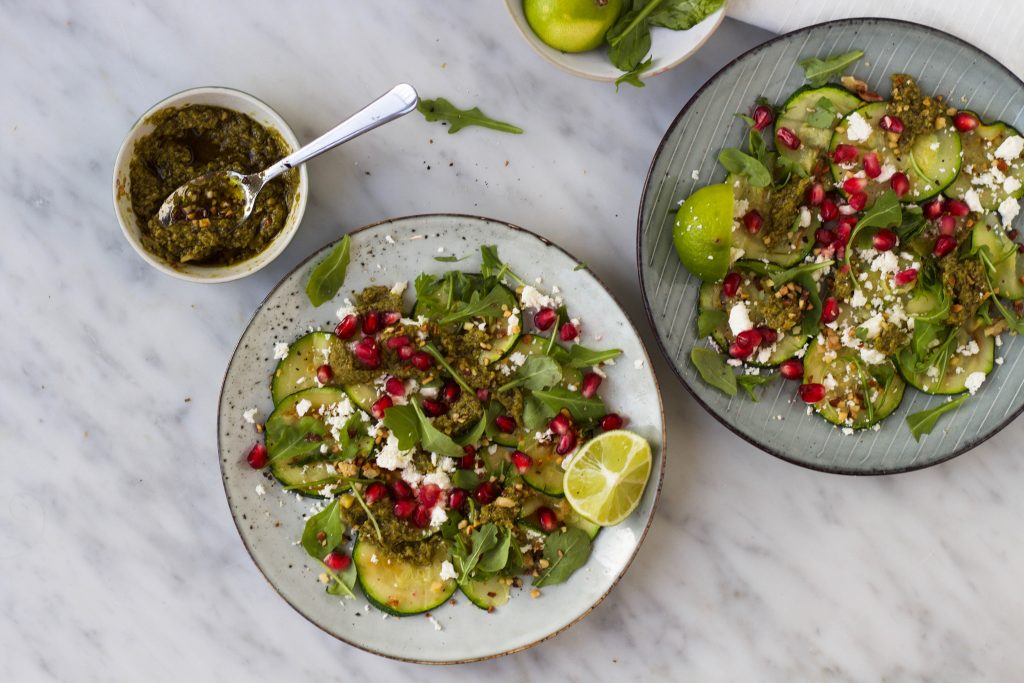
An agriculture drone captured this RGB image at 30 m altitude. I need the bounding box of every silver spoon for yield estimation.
[157,83,419,227]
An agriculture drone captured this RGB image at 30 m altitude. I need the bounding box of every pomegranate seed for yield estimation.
[324,552,351,571]
[412,506,431,529]
[879,115,904,133]
[735,328,763,350]
[364,482,387,504]
[816,227,836,246]
[847,192,868,212]
[832,144,859,163]
[361,311,380,335]
[534,307,557,331]
[393,499,416,519]
[600,413,624,431]
[946,199,970,217]
[755,326,778,345]
[798,383,827,403]
[752,104,774,131]
[807,183,826,206]
[448,488,468,511]
[821,297,840,323]
[475,388,490,402]
[580,372,602,398]
[474,481,500,504]
[933,235,957,258]
[381,311,402,327]
[418,483,441,507]
[409,351,433,371]
[894,268,918,286]
[495,415,516,433]
[246,443,268,469]
[1008,228,1020,240]
[421,398,447,417]
[872,228,898,251]
[836,220,854,245]
[776,126,801,150]
[371,395,393,419]
[938,215,957,236]
[863,153,881,179]
[743,209,764,234]
[890,171,910,197]
[511,450,532,473]
[728,341,753,359]
[953,111,980,132]
[779,359,804,380]
[385,335,411,349]
[820,198,839,221]
[397,345,415,360]
[843,177,866,194]
[548,414,572,435]
[390,480,413,500]
[459,445,477,470]
[559,322,579,342]
[722,271,742,298]
[353,337,380,369]
[384,376,406,397]
[537,506,560,533]
[924,199,945,219]
[441,381,461,403]
[335,314,359,339]
[316,364,334,384]
[556,431,578,455]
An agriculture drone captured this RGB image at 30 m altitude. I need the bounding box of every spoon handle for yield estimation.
[260,83,418,181]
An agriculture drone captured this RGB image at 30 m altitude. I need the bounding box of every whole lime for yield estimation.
[673,183,734,282]
[523,0,624,53]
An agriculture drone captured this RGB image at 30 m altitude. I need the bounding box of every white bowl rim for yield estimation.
[112,86,309,283]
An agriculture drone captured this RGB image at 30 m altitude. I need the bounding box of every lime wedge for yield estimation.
[673,182,734,282]
[563,430,652,527]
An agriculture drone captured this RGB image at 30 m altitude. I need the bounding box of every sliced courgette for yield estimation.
[896,323,994,395]
[271,332,343,405]
[353,539,456,616]
[460,576,511,610]
[520,440,565,497]
[944,117,1024,210]
[343,382,377,413]
[971,213,1024,300]
[802,338,905,429]
[728,173,816,267]
[519,493,600,539]
[774,85,863,174]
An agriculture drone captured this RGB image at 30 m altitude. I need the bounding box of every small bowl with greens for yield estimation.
[504,0,726,88]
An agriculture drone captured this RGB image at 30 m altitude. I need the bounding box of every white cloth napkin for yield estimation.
[728,0,1024,78]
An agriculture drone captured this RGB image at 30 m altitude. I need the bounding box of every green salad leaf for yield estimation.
[305,235,351,307]
[533,387,606,421]
[690,347,737,397]
[606,3,656,73]
[906,394,969,441]
[696,308,726,338]
[480,244,526,286]
[565,343,622,368]
[319,557,357,598]
[438,284,515,325]
[522,395,556,431]
[452,523,500,584]
[382,404,419,450]
[805,96,839,128]
[477,527,513,575]
[300,499,345,560]
[718,148,771,187]
[422,342,473,393]
[417,98,523,135]
[648,0,724,29]
[499,355,563,393]
[615,57,652,91]
[533,528,592,587]
[737,373,777,401]
[411,399,464,458]
[799,50,864,87]
[265,416,327,462]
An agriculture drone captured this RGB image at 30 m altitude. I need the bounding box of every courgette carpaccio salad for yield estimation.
[243,245,653,616]
[675,59,1024,437]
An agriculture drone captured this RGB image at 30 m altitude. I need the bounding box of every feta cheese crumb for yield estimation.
[439,560,457,581]
[965,371,986,395]
[391,281,408,296]
[845,112,872,142]
[998,196,1020,227]
[633,358,645,370]
[519,285,553,310]
[376,433,414,470]
[385,234,396,245]
[994,135,1024,162]
[255,484,266,496]
[859,347,887,365]
[728,301,754,335]
[964,188,984,213]
[429,506,448,528]
[273,342,290,359]
[691,169,700,181]
[243,407,258,424]
[295,398,312,416]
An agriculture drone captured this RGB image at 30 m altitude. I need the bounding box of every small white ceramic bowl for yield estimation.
[112,87,308,283]
[504,0,725,82]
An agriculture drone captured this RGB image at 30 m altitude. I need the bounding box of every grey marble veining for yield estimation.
[1,1,1022,680]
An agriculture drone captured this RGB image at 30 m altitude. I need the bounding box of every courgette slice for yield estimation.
[774,85,863,175]
[460,576,511,610]
[971,213,1024,299]
[728,174,817,267]
[353,540,456,616]
[520,441,565,497]
[944,117,1024,210]
[802,338,905,429]
[342,382,377,413]
[896,323,994,395]
[271,332,344,405]
[519,493,600,539]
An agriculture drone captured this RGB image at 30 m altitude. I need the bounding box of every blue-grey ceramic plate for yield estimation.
[219,215,664,662]
[638,19,1024,475]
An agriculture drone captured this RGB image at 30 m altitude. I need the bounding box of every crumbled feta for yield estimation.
[823,373,838,391]
[429,506,448,528]
[998,196,1020,227]
[845,112,872,142]
[876,163,897,183]
[391,281,408,296]
[860,314,884,340]
[1005,176,1022,195]
[850,289,867,308]
[295,399,312,417]
[384,234,396,245]
[859,347,887,365]
[439,560,457,580]
[841,427,855,436]
[965,371,986,395]
[964,188,984,213]
[519,285,553,310]
[691,169,700,181]
[255,484,266,496]
[376,433,414,470]
[273,342,290,359]
[869,251,899,276]
[633,358,645,369]
[994,135,1024,162]
[422,470,452,490]
[728,302,754,335]
[798,206,811,228]
[336,299,355,319]
[243,407,258,424]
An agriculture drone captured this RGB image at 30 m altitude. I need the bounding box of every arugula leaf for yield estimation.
[846,190,901,267]
[565,343,622,368]
[422,342,473,392]
[522,395,556,431]
[349,486,383,542]
[906,394,969,441]
[434,254,468,263]
[533,528,592,587]
[772,259,834,287]
[718,148,771,187]
[533,387,606,421]
[794,272,823,338]
[805,96,839,128]
[737,373,777,401]
[438,284,515,325]
[648,0,724,29]
[799,50,864,87]
[265,416,327,462]
[747,126,771,169]
[453,523,500,584]
[477,527,512,575]
[456,414,488,447]
[690,347,737,397]
[615,57,652,91]
[300,500,345,560]
[305,235,351,307]
[696,308,726,338]
[480,244,526,287]
[411,399,464,458]
[451,469,480,491]
[416,98,523,135]
[499,355,563,392]
[774,153,809,185]
[319,557,357,598]
[381,404,419,450]
[896,205,927,242]
[573,262,588,271]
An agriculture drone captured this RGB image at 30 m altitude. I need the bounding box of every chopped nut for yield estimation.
[530,589,541,599]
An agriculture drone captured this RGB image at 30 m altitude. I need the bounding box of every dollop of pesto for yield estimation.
[888,74,945,154]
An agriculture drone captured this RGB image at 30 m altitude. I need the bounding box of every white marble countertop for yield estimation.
[3,2,1023,680]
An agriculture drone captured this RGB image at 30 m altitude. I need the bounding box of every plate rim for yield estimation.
[635,17,1024,476]
[218,213,667,663]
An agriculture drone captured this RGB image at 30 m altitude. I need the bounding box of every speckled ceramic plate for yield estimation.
[638,18,1024,475]
[219,215,664,662]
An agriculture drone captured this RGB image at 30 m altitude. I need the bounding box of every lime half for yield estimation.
[563,430,652,526]
[523,0,623,53]
[673,182,734,282]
